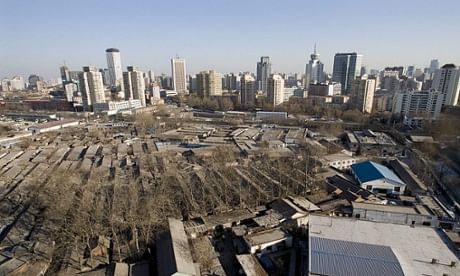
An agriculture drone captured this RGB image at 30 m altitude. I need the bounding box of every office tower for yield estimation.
[98,69,110,85]
[171,57,187,94]
[332,52,362,94]
[60,65,70,83]
[69,71,81,82]
[147,70,155,83]
[350,75,376,113]
[304,46,325,89]
[196,70,223,97]
[240,74,256,107]
[432,64,460,106]
[267,74,285,106]
[78,66,106,111]
[256,56,271,94]
[106,48,124,90]
[224,73,240,91]
[429,59,440,74]
[123,66,146,107]
[360,66,367,76]
[28,74,42,89]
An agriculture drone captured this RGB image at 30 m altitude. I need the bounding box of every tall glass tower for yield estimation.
[332,52,362,94]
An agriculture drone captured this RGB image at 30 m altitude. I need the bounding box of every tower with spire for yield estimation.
[305,43,325,90]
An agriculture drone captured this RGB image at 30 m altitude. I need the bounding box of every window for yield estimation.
[394,187,401,192]
[366,185,373,190]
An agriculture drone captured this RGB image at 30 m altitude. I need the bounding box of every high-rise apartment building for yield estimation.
[267,74,285,106]
[431,64,460,106]
[123,66,146,107]
[78,66,106,111]
[240,74,256,107]
[171,58,187,94]
[350,75,376,113]
[196,70,223,97]
[332,52,362,94]
[305,46,325,90]
[256,56,271,94]
[106,48,124,91]
[392,89,444,120]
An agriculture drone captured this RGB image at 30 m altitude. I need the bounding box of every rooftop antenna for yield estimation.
[314,42,317,55]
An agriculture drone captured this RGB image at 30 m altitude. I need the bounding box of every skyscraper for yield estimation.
[196,70,223,97]
[431,64,460,106]
[256,56,271,94]
[350,75,376,113]
[123,66,146,107]
[171,57,187,94]
[304,45,325,89]
[332,52,362,94]
[106,48,124,91]
[78,66,106,111]
[267,74,285,106]
[429,59,440,74]
[240,74,256,107]
[60,65,70,84]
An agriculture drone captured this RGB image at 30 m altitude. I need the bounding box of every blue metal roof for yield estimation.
[351,161,404,186]
[310,237,404,276]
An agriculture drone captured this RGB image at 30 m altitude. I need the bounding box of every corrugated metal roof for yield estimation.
[351,161,404,185]
[310,237,404,276]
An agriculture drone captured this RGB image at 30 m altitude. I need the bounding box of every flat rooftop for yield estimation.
[245,227,289,247]
[309,215,460,276]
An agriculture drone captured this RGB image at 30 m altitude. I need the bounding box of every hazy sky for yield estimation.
[1,0,460,79]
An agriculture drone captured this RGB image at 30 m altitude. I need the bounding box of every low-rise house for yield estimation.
[243,227,292,254]
[352,202,438,226]
[351,161,406,194]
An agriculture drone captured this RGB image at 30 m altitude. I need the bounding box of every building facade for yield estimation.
[256,56,271,94]
[431,64,460,106]
[332,53,362,94]
[240,74,256,107]
[267,74,285,106]
[171,58,187,94]
[304,46,325,89]
[106,48,124,91]
[196,70,223,97]
[78,66,106,111]
[123,66,146,107]
[350,75,376,113]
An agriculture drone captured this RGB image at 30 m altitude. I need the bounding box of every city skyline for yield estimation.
[2,0,460,79]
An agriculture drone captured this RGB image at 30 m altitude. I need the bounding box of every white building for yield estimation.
[267,74,284,106]
[78,66,106,111]
[123,66,146,107]
[9,76,25,91]
[93,99,142,114]
[351,161,406,194]
[106,48,124,91]
[304,45,325,89]
[171,57,187,94]
[431,63,460,106]
[64,82,78,102]
[392,89,444,125]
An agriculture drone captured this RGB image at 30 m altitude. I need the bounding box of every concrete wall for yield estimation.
[353,208,437,226]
